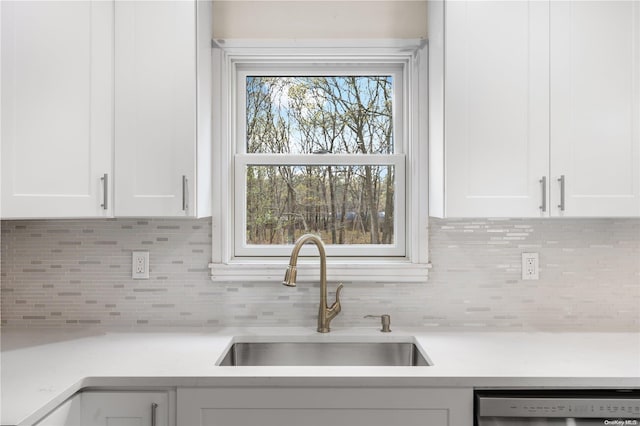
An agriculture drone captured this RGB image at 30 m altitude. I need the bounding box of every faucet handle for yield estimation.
[332,283,344,309]
[364,314,391,332]
[326,283,343,323]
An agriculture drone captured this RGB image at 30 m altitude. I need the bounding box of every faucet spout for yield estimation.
[282,234,342,333]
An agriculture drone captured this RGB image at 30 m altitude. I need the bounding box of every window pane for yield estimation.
[246,76,394,154]
[245,165,395,246]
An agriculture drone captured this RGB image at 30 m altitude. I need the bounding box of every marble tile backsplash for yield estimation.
[1,218,639,330]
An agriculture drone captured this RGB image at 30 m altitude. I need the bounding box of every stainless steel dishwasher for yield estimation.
[476,390,640,425]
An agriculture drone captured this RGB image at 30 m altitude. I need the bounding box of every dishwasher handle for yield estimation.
[477,395,640,419]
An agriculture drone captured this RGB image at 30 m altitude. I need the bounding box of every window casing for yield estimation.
[210,41,430,283]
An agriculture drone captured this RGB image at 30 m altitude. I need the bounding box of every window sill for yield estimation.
[209,259,431,284]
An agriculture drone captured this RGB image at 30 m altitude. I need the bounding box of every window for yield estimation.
[211,41,430,282]
[238,69,405,257]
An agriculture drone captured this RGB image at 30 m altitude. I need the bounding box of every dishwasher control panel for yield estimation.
[476,390,640,419]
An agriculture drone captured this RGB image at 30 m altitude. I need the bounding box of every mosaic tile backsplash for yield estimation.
[1,218,639,330]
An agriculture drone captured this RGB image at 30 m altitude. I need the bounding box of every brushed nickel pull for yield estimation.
[364,314,391,332]
[557,175,565,211]
[539,176,547,212]
[182,175,188,211]
[151,402,158,426]
[100,174,108,210]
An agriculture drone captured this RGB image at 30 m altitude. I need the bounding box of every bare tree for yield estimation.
[245,75,394,246]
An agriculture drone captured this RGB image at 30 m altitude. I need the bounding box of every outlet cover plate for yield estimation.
[521,252,539,280]
[132,251,149,279]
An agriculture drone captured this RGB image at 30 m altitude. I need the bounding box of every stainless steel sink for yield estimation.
[217,341,431,366]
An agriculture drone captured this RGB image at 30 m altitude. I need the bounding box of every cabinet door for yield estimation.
[1,1,113,218]
[81,392,169,426]
[550,1,640,217]
[114,1,197,217]
[177,387,473,426]
[443,0,550,217]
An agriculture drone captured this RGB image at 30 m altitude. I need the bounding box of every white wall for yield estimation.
[213,1,428,39]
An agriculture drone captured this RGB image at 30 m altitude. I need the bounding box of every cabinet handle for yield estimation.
[539,176,547,212]
[182,175,188,211]
[100,174,108,210]
[151,402,158,426]
[182,175,189,211]
[557,175,565,212]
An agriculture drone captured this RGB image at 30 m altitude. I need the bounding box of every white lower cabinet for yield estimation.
[81,392,171,426]
[177,387,473,426]
[34,387,473,426]
[35,391,172,426]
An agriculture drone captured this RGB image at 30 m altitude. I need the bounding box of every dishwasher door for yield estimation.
[476,390,640,426]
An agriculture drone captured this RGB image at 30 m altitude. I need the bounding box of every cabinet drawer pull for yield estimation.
[182,175,188,211]
[151,402,158,426]
[557,175,565,211]
[100,174,108,210]
[539,176,547,212]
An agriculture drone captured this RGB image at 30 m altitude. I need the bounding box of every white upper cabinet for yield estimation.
[430,0,550,218]
[1,1,114,218]
[1,0,212,219]
[430,0,640,218]
[114,0,211,217]
[550,1,640,217]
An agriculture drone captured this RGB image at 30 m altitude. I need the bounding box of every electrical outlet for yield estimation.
[132,251,149,279]
[521,252,539,280]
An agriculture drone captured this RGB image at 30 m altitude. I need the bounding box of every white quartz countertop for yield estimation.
[2,327,639,425]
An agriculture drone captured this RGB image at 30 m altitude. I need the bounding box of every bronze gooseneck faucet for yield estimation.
[282,234,343,333]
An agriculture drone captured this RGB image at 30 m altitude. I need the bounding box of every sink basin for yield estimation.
[217,341,431,366]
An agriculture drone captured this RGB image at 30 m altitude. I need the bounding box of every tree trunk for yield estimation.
[286,183,296,244]
[363,165,379,244]
[381,166,394,244]
[338,168,351,244]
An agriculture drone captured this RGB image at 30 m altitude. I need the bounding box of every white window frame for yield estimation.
[236,64,405,257]
[210,40,431,283]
